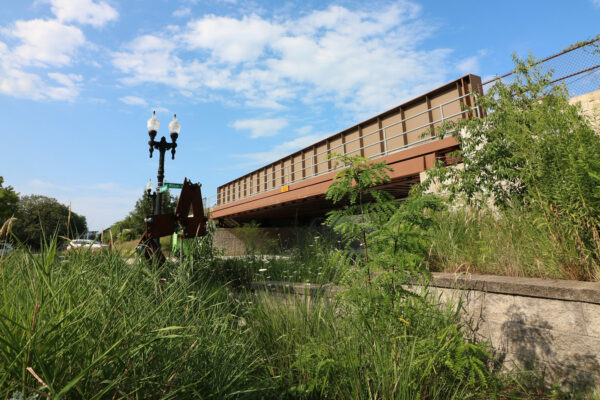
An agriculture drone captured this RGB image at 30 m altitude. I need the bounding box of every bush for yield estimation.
[118,228,137,242]
[424,55,600,280]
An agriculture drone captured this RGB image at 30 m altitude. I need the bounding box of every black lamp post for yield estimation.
[145,179,156,209]
[146,111,181,215]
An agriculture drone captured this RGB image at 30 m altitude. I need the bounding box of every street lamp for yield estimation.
[145,179,156,209]
[147,111,181,215]
[145,179,153,196]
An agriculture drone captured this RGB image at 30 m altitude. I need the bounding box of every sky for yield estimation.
[1,0,599,230]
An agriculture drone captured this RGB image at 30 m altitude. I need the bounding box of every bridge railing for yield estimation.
[217,75,482,207]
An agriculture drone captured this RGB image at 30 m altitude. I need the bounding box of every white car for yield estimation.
[0,242,14,256]
[67,239,109,251]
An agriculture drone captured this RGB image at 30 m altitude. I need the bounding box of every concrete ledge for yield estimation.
[430,273,600,305]
[251,273,600,305]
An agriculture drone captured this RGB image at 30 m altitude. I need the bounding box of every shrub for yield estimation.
[424,54,600,280]
[118,228,137,242]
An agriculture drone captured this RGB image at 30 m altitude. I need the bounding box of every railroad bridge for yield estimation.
[211,75,483,226]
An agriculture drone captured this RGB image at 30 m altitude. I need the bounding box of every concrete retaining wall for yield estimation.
[252,273,600,392]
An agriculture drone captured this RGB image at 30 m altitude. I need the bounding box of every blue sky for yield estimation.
[1,0,599,230]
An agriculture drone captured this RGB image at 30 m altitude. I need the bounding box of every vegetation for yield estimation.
[423,55,600,281]
[2,54,600,399]
[427,206,593,280]
[0,177,89,248]
[0,177,19,222]
[10,195,87,249]
[0,232,514,399]
[2,221,585,398]
[250,288,495,399]
[0,157,506,399]
[0,242,265,398]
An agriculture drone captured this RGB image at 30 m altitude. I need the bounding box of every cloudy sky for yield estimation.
[1,0,599,230]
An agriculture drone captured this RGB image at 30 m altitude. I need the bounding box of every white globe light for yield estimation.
[169,114,181,135]
[147,111,160,133]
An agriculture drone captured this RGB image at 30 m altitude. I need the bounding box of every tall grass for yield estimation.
[0,240,266,398]
[193,228,349,287]
[427,206,599,281]
[1,238,515,399]
[248,289,496,399]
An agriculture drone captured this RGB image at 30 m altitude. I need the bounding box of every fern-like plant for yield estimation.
[324,154,395,286]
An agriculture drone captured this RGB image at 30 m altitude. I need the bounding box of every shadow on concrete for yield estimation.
[499,304,599,394]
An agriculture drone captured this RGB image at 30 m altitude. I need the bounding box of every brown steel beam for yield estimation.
[211,136,458,219]
[377,117,385,155]
[426,96,434,137]
[212,135,458,217]
[400,106,408,146]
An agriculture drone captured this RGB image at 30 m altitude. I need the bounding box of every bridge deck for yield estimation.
[212,74,482,224]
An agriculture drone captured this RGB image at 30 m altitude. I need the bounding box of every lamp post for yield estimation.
[147,111,181,215]
[145,179,156,209]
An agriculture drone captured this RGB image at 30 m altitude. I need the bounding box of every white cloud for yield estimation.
[0,68,81,101]
[182,14,283,63]
[120,95,147,106]
[232,118,288,138]
[111,35,197,89]
[0,68,46,100]
[30,178,72,192]
[456,50,487,75]
[113,2,454,117]
[46,72,82,100]
[0,18,86,101]
[8,19,85,67]
[0,0,115,103]
[44,0,118,27]
[49,72,82,85]
[456,56,479,75]
[173,7,191,18]
[296,125,313,135]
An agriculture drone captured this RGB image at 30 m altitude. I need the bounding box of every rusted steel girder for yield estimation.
[138,178,207,265]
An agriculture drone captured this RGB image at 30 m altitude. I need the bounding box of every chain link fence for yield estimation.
[482,36,600,97]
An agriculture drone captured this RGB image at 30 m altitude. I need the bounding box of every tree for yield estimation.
[11,195,87,248]
[0,177,19,223]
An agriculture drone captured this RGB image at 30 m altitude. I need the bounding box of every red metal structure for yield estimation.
[139,178,207,263]
[212,75,483,225]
